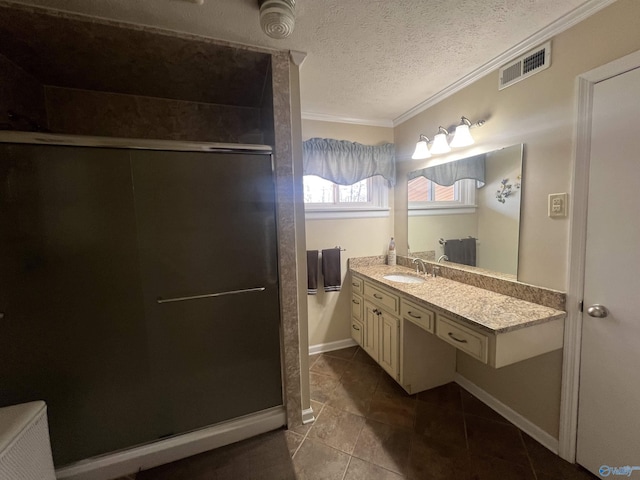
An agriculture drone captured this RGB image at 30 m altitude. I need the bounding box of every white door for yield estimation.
[576,66,640,475]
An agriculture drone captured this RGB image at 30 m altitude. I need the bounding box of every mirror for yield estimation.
[407,144,523,278]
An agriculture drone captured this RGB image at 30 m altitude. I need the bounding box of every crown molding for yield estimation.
[392,0,617,127]
[301,111,394,128]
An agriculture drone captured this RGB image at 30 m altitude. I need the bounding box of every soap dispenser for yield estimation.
[387,237,396,266]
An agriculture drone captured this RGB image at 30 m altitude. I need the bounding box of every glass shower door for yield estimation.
[0,142,283,466]
[129,150,283,437]
[0,143,157,466]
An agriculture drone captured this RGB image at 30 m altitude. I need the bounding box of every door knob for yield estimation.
[586,304,609,318]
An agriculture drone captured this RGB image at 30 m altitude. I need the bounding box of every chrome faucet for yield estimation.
[412,258,427,275]
[437,254,449,263]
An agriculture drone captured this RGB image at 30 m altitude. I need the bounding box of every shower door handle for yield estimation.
[157,287,266,304]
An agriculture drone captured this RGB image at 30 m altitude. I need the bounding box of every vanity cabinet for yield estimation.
[353,274,455,393]
[351,264,566,374]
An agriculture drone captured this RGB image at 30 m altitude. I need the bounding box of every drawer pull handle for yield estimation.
[352,282,359,287]
[373,308,381,315]
[352,299,360,305]
[408,311,421,319]
[373,293,383,300]
[352,325,360,331]
[448,332,468,343]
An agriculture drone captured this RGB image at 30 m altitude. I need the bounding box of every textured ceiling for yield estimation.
[7,0,596,125]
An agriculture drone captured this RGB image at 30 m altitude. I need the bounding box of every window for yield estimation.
[408,177,476,216]
[303,175,389,218]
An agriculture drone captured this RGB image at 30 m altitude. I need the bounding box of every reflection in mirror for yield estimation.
[407,144,523,278]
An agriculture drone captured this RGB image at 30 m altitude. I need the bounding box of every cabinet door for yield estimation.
[379,312,400,378]
[363,301,379,362]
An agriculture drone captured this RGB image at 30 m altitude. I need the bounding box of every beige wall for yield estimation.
[302,119,394,347]
[394,0,640,438]
[457,350,564,436]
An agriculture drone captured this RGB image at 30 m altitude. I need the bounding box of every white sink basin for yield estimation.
[383,273,425,284]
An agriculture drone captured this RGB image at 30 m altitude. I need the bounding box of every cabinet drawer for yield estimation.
[351,318,364,347]
[351,294,363,321]
[436,314,488,363]
[351,275,363,294]
[364,282,399,314]
[401,299,434,333]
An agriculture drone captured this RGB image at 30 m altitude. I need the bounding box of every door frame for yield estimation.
[559,48,640,462]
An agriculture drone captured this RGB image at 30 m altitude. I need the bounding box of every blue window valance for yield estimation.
[302,138,396,186]
[407,153,486,187]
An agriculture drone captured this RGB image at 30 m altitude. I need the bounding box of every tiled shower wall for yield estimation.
[0,2,273,144]
[44,86,264,144]
[0,53,46,131]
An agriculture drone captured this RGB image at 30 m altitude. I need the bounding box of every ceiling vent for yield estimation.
[499,41,551,90]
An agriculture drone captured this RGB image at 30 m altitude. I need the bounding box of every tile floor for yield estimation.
[114,346,597,479]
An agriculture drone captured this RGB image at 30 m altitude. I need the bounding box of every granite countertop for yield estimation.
[350,264,566,334]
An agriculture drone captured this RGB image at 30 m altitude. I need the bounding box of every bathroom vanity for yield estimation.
[351,273,456,394]
[349,258,566,394]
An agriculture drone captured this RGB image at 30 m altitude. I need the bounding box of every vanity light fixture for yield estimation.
[413,117,487,157]
[430,127,451,154]
[411,134,431,159]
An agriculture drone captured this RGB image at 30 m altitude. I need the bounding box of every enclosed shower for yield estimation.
[0,133,284,467]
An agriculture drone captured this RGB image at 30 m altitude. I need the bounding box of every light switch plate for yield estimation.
[548,193,567,218]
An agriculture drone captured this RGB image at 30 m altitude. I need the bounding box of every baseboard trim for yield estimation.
[55,406,287,480]
[309,338,357,356]
[454,374,559,454]
[301,407,315,425]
